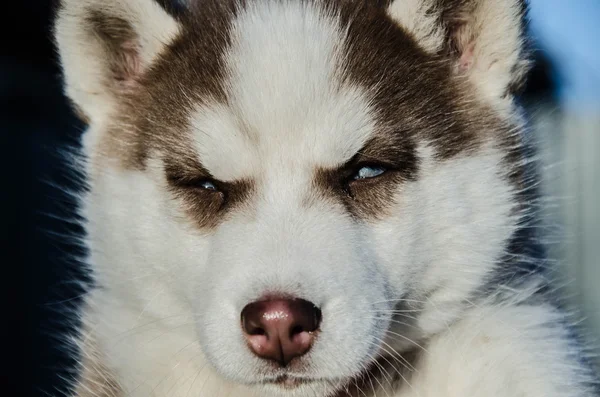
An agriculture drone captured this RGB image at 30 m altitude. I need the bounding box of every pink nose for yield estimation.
[241,298,322,366]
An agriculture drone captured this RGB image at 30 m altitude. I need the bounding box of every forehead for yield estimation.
[192,1,379,181]
[123,0,474,175]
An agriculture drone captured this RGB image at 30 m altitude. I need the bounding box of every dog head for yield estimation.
[56,0,530,395]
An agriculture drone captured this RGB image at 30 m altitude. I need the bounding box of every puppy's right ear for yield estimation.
[385,0,530,109]
[55,0,181,123]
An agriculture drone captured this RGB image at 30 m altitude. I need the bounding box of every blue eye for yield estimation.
[200,180,217,190]
[353,165,386,180]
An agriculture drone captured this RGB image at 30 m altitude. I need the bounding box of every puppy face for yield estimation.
[56,0,529,395]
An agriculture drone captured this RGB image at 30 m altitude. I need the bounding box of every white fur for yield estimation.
[386,0,445,53]
[376,143,519,344]
[54,1,597,396]
[380,300,597,397]
[191,1,374,181]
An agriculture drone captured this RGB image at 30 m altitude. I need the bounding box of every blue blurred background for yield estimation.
[529,0,600,109]
[528,0,600,349]
[3,1,599,395]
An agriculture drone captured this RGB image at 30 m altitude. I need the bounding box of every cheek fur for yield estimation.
[371,143,519,338]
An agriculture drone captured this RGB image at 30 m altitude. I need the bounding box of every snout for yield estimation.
[241,298,322,367]
[200,212,390,391]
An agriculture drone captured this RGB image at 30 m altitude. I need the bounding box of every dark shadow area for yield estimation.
[521,48,560,106]
[3,1,88,395]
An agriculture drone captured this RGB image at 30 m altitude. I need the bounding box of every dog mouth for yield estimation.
[261,356,389,395]
[264,375,312,389]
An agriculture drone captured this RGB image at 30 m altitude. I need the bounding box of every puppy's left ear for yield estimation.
[54,0,182,125]
[386,0,531,106]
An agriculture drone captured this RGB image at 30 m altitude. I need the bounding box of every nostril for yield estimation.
[294,301,322,333]
[241,303,267,336]
[290,324,304,337]
[289,306,321,337]
[312,307,322,331]
[248,326,266,336]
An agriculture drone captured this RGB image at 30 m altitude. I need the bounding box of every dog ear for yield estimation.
[386,0,531,106]
[55,0,182,124]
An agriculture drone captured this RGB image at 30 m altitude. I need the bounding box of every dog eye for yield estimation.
[167,172,221,193]
[352,165,387,180]
[199,180,217,191]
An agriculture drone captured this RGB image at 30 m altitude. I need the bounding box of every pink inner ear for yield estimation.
[458,42,475,72]
[115,39,142,88]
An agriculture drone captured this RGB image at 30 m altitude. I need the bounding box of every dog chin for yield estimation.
[255,378,341,397]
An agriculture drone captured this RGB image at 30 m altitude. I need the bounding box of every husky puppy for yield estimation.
[54,0,598,396]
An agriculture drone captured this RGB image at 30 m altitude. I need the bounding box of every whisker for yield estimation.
[372,337,418,373]
[370,298,428,305]
[383,329,429,353]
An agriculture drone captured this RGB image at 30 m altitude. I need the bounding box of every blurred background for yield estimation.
[3,0,598,395]
[526,0,600,344]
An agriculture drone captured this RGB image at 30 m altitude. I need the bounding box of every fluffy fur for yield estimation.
[53,0,598,396]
